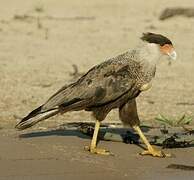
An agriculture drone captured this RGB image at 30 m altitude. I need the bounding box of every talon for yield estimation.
[140,148,171,158]
[84,146,113,155]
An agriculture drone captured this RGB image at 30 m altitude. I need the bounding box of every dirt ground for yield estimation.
[0,0,194,179]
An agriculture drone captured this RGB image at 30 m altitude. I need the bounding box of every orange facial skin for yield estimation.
[160,44,174,55]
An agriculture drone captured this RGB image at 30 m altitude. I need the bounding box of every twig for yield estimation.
[13,14,96,22]
[69,64,85,80]
[176,102,194,106]
[159,7,194,20]
[167,164,194,171]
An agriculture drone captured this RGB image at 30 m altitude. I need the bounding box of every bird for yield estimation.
[16,32,177,157]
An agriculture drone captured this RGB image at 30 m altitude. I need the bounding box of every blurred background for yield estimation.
[0,0,194,129]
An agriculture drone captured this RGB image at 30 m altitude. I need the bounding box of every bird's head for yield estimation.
[141,32,177,61]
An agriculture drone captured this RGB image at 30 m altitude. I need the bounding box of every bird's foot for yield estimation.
[140,147,171,158]
[84,146,113,155]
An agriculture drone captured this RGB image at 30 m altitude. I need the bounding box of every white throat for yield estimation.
[136,42,162,68]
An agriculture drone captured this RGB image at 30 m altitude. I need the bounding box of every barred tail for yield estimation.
[15,106,59,130]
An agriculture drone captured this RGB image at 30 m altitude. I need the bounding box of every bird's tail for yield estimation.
[15,106,59,130]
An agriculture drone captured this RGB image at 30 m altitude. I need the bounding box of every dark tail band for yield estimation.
[15,106,59,130]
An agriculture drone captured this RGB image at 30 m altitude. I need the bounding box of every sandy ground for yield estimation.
[0,0,194,179]
[1,128,194,180]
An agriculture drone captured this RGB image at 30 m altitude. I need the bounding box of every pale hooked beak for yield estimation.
[167,50,177,60]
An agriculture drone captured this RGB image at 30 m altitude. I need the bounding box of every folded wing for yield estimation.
[42,53,142,112]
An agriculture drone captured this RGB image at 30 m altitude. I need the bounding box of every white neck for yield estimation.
[136,41,162,66]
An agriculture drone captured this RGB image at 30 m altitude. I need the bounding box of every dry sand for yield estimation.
[0,0,194,179]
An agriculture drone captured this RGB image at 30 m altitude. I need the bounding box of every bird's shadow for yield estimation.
[18,123,194,149]
[19,128,90,139]
[19,122,151,139]
[18,122,151,151]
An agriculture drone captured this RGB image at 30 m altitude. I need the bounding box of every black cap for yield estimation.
[141,32,172,46]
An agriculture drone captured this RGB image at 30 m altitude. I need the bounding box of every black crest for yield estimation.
[141,32,172,46]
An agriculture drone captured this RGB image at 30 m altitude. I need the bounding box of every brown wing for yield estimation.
[42,53,143,111]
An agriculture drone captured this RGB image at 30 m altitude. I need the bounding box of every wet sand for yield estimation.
[0,128,194,180]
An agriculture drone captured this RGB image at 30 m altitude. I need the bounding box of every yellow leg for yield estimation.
[133,125,170,158]
[84,120,112,155]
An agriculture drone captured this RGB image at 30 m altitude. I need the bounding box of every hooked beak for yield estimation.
[160,44,177,61]
[167,50,177,60]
